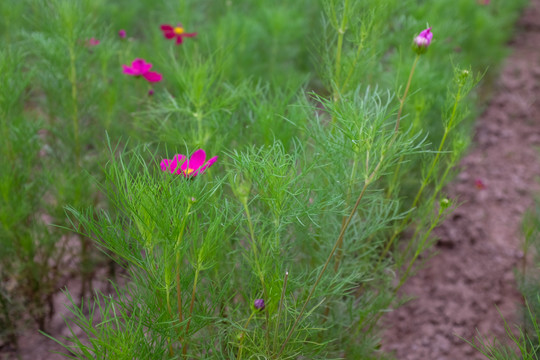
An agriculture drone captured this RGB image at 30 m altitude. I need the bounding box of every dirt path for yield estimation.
[382,1,540,359]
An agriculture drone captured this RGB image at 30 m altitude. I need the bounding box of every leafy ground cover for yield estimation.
[0,0,529,358]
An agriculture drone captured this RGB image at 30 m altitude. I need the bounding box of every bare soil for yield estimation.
[383,0,540,359]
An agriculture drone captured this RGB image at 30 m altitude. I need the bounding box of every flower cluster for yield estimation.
[119,22,197,87]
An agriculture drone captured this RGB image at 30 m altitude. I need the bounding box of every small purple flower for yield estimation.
[413,27,433,54]
[254,299,265,311]
[148,89,154,96]
[119,29,126,38]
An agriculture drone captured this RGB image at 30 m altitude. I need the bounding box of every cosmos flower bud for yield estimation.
[118,29,126,38]
[254,299,265,311]
[439,198,450,209]
[412,27,433,55]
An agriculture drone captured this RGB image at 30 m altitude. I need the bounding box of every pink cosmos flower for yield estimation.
[160,24,197,45]
[88,38,100,46]
[160,149,217,177]
[122,58,162,83]
[119,29,126,38]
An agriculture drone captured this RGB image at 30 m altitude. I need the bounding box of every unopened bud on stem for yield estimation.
[412,27,433,55]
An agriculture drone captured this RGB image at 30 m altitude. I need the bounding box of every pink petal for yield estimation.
[132,58,152,73]
[187,149,206,171]
[197,156,218,175]
[175,35,184,45]
[143,71,162,83]
[160,25,176,39]
[160,159,171,172]
[169,154,186,174]
[122,65,139,75]
[418,27,433,43]
[183,32,197,38]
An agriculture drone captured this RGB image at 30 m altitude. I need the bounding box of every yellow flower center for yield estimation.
[174,27,184,35]
[183,168,194,175]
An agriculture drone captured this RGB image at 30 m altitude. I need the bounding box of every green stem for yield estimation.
[175,202,192,343]
[339,36,365,94]
[395,55,420,134]
[242,202,266,294]
[165,283,175,356]
[331,0,350,127]
[395,209,443,292]
[272,270,289,354]
[182,265,201,356]
[333,153,359,272]
[241,201,270,346]
[68,46,80,166]
[237,311,256,360]
[195,110,204,146]
[386,155,404,198]
[378,77,463,264]
[333,0,350,90]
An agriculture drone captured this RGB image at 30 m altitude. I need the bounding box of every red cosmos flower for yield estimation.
[160,149,217,177]
[122,58,162,83]
[160,24,197,45]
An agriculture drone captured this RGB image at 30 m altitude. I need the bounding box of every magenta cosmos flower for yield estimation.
[413,27,433,54]
[160,24,197,45]
[160,149,217,177]
[88,38,100,46]
[122,58,162,83]
[118,29,126,38]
